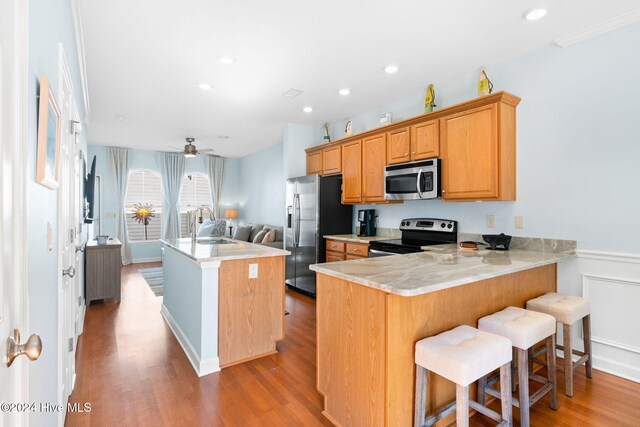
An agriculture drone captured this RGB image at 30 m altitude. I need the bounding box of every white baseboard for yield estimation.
[132,257,162,264]
[160,304,220,377]
[77,302,86,336]
[592,355,640,383]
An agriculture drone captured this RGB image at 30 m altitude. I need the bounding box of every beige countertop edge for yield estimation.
[310,252,575,297]
[323,234,396,243]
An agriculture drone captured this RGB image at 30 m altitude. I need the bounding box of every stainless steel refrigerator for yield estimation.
[285,174,353,296]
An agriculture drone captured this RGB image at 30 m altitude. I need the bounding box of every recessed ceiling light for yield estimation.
[385,64,399,74]
[218,56,235,65]
[198,82,212,90]
[523,8,548,21]
[303,106,313,113]
[116,115,125,121]
[338,88,351,96]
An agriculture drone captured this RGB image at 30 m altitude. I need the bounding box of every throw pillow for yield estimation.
[264,225,284,242]
[248,224,265,242]
[252,229,268,243]
[233,225,252,241]
[197,219,217,237]
[261,229,276,243]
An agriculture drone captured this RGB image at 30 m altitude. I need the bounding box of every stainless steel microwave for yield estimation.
[384,159,441,200]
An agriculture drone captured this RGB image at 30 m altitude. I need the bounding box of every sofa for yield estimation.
[232,223,284,249]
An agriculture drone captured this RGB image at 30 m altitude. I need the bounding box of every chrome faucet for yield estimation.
[189,206,214,243]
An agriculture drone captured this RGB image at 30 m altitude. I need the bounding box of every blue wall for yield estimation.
[88,144,241,261]
[237,143,286,227]
[27,0,88,425]
[322,22,640,254]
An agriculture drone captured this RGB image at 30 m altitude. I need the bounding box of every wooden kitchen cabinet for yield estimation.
[322,145,342,175]
[410,119,439,160]
[386,127,411,165]
[341,140,362,204]
[440,100,516,201]
[85,239,122,304]
[325,239,368,262]
[362,134,387,203]
[306,149,323,175]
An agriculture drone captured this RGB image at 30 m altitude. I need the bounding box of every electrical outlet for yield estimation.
[515,216,524,229]
[486,215,495,228]
[248,263,258,279]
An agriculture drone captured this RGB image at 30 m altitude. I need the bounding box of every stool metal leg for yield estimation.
[499,362,513,426]
[517,348,530,427]
[456,384,470,427]
[546,334,558,410]
[583,315,593,379]
[563,323,574,397]
[414,365,427,427]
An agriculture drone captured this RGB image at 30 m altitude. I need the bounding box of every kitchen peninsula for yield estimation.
[160,237,289,376]
[310,247,574,427]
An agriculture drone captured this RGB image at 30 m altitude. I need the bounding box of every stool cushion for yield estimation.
[415,325,512,387]
[478,307,556,350]
[526,292,590,325]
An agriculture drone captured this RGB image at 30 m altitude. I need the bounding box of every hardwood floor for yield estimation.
[66,263,640,426]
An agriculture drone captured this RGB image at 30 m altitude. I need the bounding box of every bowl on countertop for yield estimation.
[482,233,512,250]
[95,235,110,245]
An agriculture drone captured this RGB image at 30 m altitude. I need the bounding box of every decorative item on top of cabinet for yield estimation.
[440,94,518,201]
[323,123,331,144]
[478,68,494,96]
[341,140,362,204]
[345,121,353,137]
[306,149,322,175]
[322,145,341,175]
[379,112,392,126]
[424,84,437,113]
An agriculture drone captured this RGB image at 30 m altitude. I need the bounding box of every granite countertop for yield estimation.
[324,234,396,244]
[309,248,575,297]
[161,237,290,262]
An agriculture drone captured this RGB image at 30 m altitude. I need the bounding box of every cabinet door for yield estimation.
[306,151,323,175]
[386,127,411,165]
[341,140,362,204]
[326,251,346,262]
[440,104,498,200]
[410,120,439,160]
[323,146,342,175]
[362,134,387,202]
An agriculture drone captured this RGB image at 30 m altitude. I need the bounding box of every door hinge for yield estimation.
[68,337,74,352]
[78,296,82,306]
[69,229,75,244]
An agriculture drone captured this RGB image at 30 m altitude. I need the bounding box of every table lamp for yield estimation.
[224,209,238,237]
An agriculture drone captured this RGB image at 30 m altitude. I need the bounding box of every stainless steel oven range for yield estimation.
[368,218,457,257]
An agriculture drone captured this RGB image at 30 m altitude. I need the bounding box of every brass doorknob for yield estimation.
[6,329,42,367]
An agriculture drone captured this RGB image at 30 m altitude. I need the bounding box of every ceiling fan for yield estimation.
[169,137,217,157]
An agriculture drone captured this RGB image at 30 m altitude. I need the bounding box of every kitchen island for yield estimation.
[310,247,574,427]
[160,237,289,376]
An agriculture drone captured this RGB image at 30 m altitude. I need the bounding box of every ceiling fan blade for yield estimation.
[199,149,216,153]
[168,146,183,151]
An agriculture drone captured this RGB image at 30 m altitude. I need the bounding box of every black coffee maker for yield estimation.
[358,209,376,237]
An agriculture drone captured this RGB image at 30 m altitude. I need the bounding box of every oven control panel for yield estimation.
[399,218,457,233]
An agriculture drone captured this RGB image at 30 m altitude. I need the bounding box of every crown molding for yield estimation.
[70,0,90,123]
[554,8,640,47]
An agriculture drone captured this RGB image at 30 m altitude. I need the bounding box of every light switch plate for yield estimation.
[47,222,53,251]
[486,215,495,228]
[248,263,258,279]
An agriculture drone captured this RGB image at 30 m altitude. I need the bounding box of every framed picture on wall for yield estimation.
[36,74,61,189]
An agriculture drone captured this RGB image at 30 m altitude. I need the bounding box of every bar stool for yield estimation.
[526,293,592,396]
[414,325,513,427]
[478,307,557,427]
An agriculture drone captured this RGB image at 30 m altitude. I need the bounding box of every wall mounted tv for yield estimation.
[84,155,96,224]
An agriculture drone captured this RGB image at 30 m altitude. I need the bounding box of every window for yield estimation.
[125,170,163,241]
[179,173,212,237]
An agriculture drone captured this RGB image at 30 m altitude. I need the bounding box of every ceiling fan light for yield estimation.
[184,153,196,158]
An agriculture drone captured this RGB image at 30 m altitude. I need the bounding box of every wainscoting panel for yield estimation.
[557,250,640,383]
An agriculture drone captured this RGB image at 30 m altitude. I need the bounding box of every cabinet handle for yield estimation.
[354,248,359,252]
[442,189,446,193]
[404,152,408,156]
[412,151,416,154]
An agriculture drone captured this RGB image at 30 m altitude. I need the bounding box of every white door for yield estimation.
[0,1,31,426]
[57,45,79,426]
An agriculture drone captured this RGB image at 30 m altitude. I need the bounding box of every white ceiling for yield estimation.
[81,0,639,158]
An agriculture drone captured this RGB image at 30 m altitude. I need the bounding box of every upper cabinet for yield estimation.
[341,140,362,204]
[305,92,520,203]
[306,149,322,175]
[322,145,342,175]
[440,100,516,201]
[362,134,387,203]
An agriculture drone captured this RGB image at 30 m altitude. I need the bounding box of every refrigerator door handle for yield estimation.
[294,193,301,248]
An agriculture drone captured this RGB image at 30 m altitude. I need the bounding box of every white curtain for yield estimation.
[206,155,225,219]
[157,152,185,240]
[107,147,132,265]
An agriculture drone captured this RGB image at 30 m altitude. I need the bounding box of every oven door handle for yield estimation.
[416,169,424,198]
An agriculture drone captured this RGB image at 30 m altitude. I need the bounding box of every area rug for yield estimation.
[139,267,164,297]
